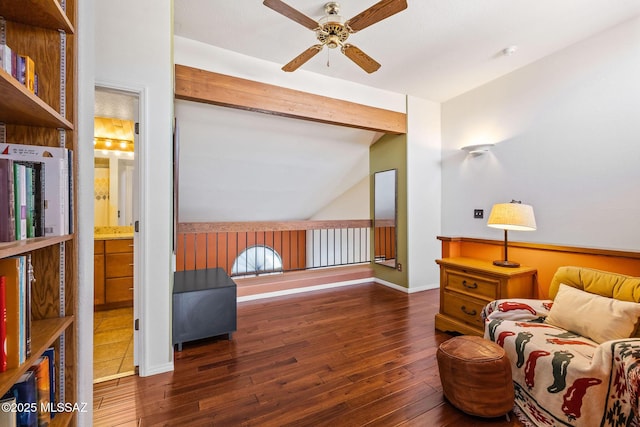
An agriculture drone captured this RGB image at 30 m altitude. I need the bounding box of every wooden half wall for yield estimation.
[176,229,306,273]
[174,64,407,134]
[439,236,640,299]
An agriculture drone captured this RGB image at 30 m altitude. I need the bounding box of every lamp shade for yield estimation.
[487,202,536,231]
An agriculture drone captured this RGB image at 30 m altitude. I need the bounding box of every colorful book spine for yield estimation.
[42,347,55,419]
[0,158,16,242]
[7,370,37,427]
[1,145,69,237]
[24,164,34,238]
[28,356,51,426]
[25,255,32,359]
[22,56,35,94]
[0,257,21,369]
[0,43,13,75]
[13,164,27,241]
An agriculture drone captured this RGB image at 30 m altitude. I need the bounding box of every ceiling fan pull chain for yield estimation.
[327,48,331,68]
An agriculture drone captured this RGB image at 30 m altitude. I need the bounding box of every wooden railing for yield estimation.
[176,220,372,276]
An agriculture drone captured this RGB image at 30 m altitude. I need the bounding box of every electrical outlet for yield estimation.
[397,263,402,272]
[474,209,484,219]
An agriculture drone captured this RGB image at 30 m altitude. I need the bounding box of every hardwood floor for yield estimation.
[93,283,524,426]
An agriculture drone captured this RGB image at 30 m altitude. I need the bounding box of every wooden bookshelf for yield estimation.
[0,0,74,33]
[0,68,73,129]
[0,0,77,423]
[0,316,73,392]
[0,235,73,259]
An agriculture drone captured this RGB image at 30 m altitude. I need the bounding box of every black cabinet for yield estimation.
[173,268,237,351]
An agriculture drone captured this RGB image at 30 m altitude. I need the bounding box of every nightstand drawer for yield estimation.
[446,271,498,300]
[442,290,485,330]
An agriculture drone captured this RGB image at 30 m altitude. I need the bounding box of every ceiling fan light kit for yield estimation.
[263,0,408,73]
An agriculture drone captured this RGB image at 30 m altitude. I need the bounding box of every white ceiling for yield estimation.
[174,0,640,102]
[105,1,640,222]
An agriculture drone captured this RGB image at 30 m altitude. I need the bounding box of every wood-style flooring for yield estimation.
[93,283,523,426]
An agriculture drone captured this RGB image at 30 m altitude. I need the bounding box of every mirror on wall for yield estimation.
[94,154,135,227]
[374,169,397,268]
[93,117,135,227]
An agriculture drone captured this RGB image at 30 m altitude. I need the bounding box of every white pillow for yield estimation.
[545,283,640,344]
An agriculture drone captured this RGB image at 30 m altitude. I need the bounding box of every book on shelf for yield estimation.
[42,348,55,419]
[0,144,70,237]
[0,396,17,427]
[0,159,16,242]
[10,50,17,80]
[28,356,50,426]
[0,43,10,75]
[17,256,25,363]
[0,257,21,369]
[13,164,27,241]
[22,56,35,94]
[0,256,30,369]
[4,370,37,427]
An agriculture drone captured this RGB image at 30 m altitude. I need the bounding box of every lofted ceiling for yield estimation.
[124,1,640,222]
[174,0,640,102]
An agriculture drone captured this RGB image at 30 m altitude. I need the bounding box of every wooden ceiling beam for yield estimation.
[174,64,407,134]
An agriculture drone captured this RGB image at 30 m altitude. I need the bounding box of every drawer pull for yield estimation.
[460,305,477,316]
[462,280,478,289]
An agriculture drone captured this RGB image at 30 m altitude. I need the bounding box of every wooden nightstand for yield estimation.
[435,257,536,336]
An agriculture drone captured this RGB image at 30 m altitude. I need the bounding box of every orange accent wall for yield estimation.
[176,230,307,273]
[439,237,640,299]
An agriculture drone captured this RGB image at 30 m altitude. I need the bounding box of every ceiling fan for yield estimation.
[263,0,408,73]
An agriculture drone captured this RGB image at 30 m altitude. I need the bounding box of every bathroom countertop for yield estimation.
[94,226,134,240]
[94,233,134,240]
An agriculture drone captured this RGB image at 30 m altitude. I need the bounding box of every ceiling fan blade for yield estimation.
[342,44,380,74]
[345,0,408,32]
[342,44,381,73]
[282,45,323,72]
[263,0,319,31]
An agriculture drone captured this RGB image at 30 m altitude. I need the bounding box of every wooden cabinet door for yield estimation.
[94,254,106,305]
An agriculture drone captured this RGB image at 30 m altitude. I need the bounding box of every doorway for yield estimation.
[93,86,139,383]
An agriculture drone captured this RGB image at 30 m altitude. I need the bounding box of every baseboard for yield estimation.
[374,278,440,294]
[139,361,174,377]
[237,277,373,302]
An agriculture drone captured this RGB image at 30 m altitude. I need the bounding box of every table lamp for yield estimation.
[487,200,536,267]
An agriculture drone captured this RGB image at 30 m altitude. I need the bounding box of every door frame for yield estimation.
[94,81,147,370]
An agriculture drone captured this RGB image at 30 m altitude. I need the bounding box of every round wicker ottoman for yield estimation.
[436,335,514,418]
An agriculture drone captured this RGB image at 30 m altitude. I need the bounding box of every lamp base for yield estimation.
[493,260,520,268]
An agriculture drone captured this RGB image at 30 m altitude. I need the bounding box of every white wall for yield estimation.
[77,0,95,423]
[94,0,174,375]
[311,176,371,220]
[441,17,640,251]
[174,37,406,114]
[407,96,442,290]
[175,100,375,222]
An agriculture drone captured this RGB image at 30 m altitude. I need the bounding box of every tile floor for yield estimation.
[93,307,135,383]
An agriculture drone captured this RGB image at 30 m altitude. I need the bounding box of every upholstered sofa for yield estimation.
[482,266,640,426]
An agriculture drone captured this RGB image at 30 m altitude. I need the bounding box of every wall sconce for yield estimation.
[487,200,536,267]
[461,143,494,155]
